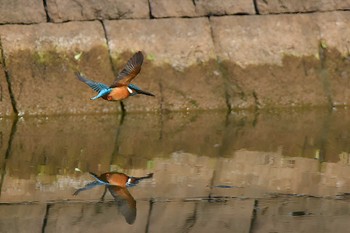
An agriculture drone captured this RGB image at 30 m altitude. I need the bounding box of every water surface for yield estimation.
[1,109,350,232]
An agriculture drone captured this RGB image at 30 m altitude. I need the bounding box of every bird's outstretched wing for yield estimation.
[76,72,110,92]
[108,186,136,224]
[73,181,104,196]
[111,51,144,87]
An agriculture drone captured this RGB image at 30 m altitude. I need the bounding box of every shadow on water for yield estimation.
[1,108,350,232]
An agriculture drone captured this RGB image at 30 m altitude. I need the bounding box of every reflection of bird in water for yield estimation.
[76,51,155,101]
[73,171,153,224]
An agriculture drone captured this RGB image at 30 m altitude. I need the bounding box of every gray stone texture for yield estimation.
[0,21,117,116]
[256,0,350,14]
[46,0,149,22]
[150,0,255,18]
[0,0,46,24]
[104,18,227,111]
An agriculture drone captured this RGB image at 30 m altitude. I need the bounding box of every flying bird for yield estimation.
[76,51,154,101]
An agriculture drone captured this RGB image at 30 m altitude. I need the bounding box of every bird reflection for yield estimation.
[73,171,153,224]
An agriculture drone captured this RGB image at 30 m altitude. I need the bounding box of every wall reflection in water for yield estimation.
[1,109,350,232]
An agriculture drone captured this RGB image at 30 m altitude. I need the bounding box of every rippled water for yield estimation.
[1,108,350,232]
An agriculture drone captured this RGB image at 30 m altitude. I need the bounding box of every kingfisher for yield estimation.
[76,51,155,101]
[73,171,153,224]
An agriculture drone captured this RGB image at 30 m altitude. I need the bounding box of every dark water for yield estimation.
[1,108,350,232]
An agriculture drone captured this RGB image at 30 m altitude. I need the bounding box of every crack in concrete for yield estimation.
[318,41,334,109]
[0,37,18,115]
[99,20,126,114]
[145,198,154,233]
[42,0,52,22]
[41,203,52,233]
[0,117,18,197]
[253,0,260,15]
[252,91,261,110]
[109,113,126,165]
[182,202,198,233]
[208,16,232,114]
[147,0,155,19]
[248,199,258,233]
[159,80,164,112]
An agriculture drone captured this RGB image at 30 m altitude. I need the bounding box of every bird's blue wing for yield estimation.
[73,181,104,196]
[76,72,109,92]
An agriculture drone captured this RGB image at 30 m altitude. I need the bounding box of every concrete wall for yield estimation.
[0,1,350,115]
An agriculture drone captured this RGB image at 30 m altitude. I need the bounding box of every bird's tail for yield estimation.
[134,173,154,182]
[128,84,155,97]
[135,89,155,97]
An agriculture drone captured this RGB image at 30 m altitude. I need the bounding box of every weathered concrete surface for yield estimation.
[211,12,350,109]
[45,202,149,232]
[150,0,197,18]
[112,111,226,162]
[0,204,46,233]
[0,11,347,114]
[2,109,350,201]
[148,201,197,232]
[252,197,350,233]
[1,115,118,202]
[211,149,350,198]
[194,0,255,16]
[256,0,350,14]
[0,21,118,116]
[104,18,226,111]
[150,0,255,18]
[189,200,254,233]
[0,118,12,167]
[219,109,338,160]
[0,0,46,24]
[313,12,350,106]
[46,0,149,22]
[149,199,254,233]
[0,55,13,116]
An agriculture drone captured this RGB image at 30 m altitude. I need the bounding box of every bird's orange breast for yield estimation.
[106,173,129,187]
[107,87,130,101]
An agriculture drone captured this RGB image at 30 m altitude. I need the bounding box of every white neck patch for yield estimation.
[127,87,133,94]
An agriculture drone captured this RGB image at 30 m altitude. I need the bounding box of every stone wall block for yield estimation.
[0,50,14,116]
[313,12,350,106]
[0,21,117,116]
[0,0,46,24]
[104,18,227,111]
[150,0,255,18]
[256,0,350,14]
[0,204,46,233]
[254,198,350,232]
[210,14,331,108]
[150,0,197,18]
[46,0,149,22]
[194,0,256,16]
